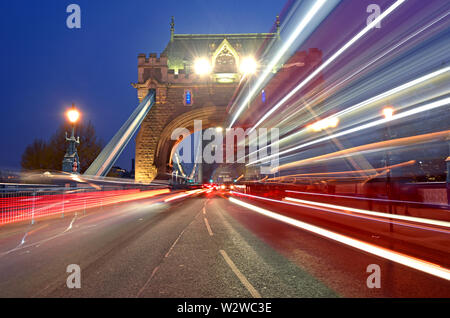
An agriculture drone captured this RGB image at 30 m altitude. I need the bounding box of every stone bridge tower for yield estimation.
[133,18,278,183]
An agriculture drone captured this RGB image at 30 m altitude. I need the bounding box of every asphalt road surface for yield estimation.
[0,191,448,297]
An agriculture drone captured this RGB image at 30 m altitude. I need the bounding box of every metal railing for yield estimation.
[0,184,170,226]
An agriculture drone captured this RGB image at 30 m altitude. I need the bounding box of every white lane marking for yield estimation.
[204,217,214,236]
[229,197,450,281]
[164,223,189,259]
[138,207,203,297]
[203,207,206,215]
[284,197,450,229]
[0,215,79,257]
[19,233,28,246]
[220,249,261,298]
[64,214,77,233]
[136,265,160,298]
[164,208,203,259]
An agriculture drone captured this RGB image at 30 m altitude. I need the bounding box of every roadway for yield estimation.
[0,191,448,297]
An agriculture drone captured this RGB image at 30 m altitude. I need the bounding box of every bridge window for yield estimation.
[184,89,193,106]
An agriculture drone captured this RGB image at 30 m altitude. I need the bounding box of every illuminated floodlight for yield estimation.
[66,107,80,123]
[194,58,211,75]
[307,117,339,132]
[382,106,395,119]
[240,57,258,74]
[215,126,223,132]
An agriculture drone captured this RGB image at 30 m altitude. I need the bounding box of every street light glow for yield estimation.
[307,117,339,132]
[194,58,211,75]
[67,108,80,123]
[382,106,395,119]
[240,57,258,74]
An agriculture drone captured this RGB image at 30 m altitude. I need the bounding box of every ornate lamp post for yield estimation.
[62,104,81,174]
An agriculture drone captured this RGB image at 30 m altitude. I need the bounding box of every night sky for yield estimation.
[0,0,285,171]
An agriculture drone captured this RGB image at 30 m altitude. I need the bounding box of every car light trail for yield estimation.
[285,190,450,208]
[246,0,406,133]
[274,13,450,130]
[268,160,415,180]
[242,67,450,164]
[0,188,171,226]
[230,191,449,233]
[275,130,450,170]
[163,189,205,202]
[248,96,450,167]
[228,0,331,127]
[229,197,450,281]
[284,197,450,228]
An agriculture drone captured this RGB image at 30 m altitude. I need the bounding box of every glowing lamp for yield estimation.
[382,107,395,119]
[67,108,80,123]
[194,58,211,75]
[240,57,258,74]
[308,117,339,132]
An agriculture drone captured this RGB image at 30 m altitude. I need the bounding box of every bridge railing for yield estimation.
[0,184,170,226]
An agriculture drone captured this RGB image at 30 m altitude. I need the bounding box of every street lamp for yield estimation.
[240,57,258,75]
[194,58,211,76]
[62,104,81,174]
[240,57,258,111]
[307,116,340,132]
[67,107,80,124]
[382,106,395,120]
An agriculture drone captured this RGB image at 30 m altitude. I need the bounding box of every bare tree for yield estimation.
[21,121,103,173]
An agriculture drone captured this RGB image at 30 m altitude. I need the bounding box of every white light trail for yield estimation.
[284,197,450,229]
[229,197,450,281]
[249,96,450,167]
[229,0,329,127]
[274,12,450,130]
[286,189,450,208]
[242,67,450,163]
[246,0,406,133]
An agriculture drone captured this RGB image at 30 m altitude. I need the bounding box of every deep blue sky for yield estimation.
[0,0,285,171]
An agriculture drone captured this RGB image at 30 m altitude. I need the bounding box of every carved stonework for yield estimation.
[214,46,237,73]
[156,87,167,104]
[137,88,148,102]
[134,32,282,182]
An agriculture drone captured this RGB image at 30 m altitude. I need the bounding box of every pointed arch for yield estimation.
[212,39,240,73]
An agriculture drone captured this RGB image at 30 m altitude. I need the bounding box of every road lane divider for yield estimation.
[220,249,261,298]
[204,217,213,236]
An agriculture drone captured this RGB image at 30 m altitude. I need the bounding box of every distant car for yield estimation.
[218,183,235,191]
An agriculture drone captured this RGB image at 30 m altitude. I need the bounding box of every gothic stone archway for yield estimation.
[136,106,227,182]
[133,29,279,183]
